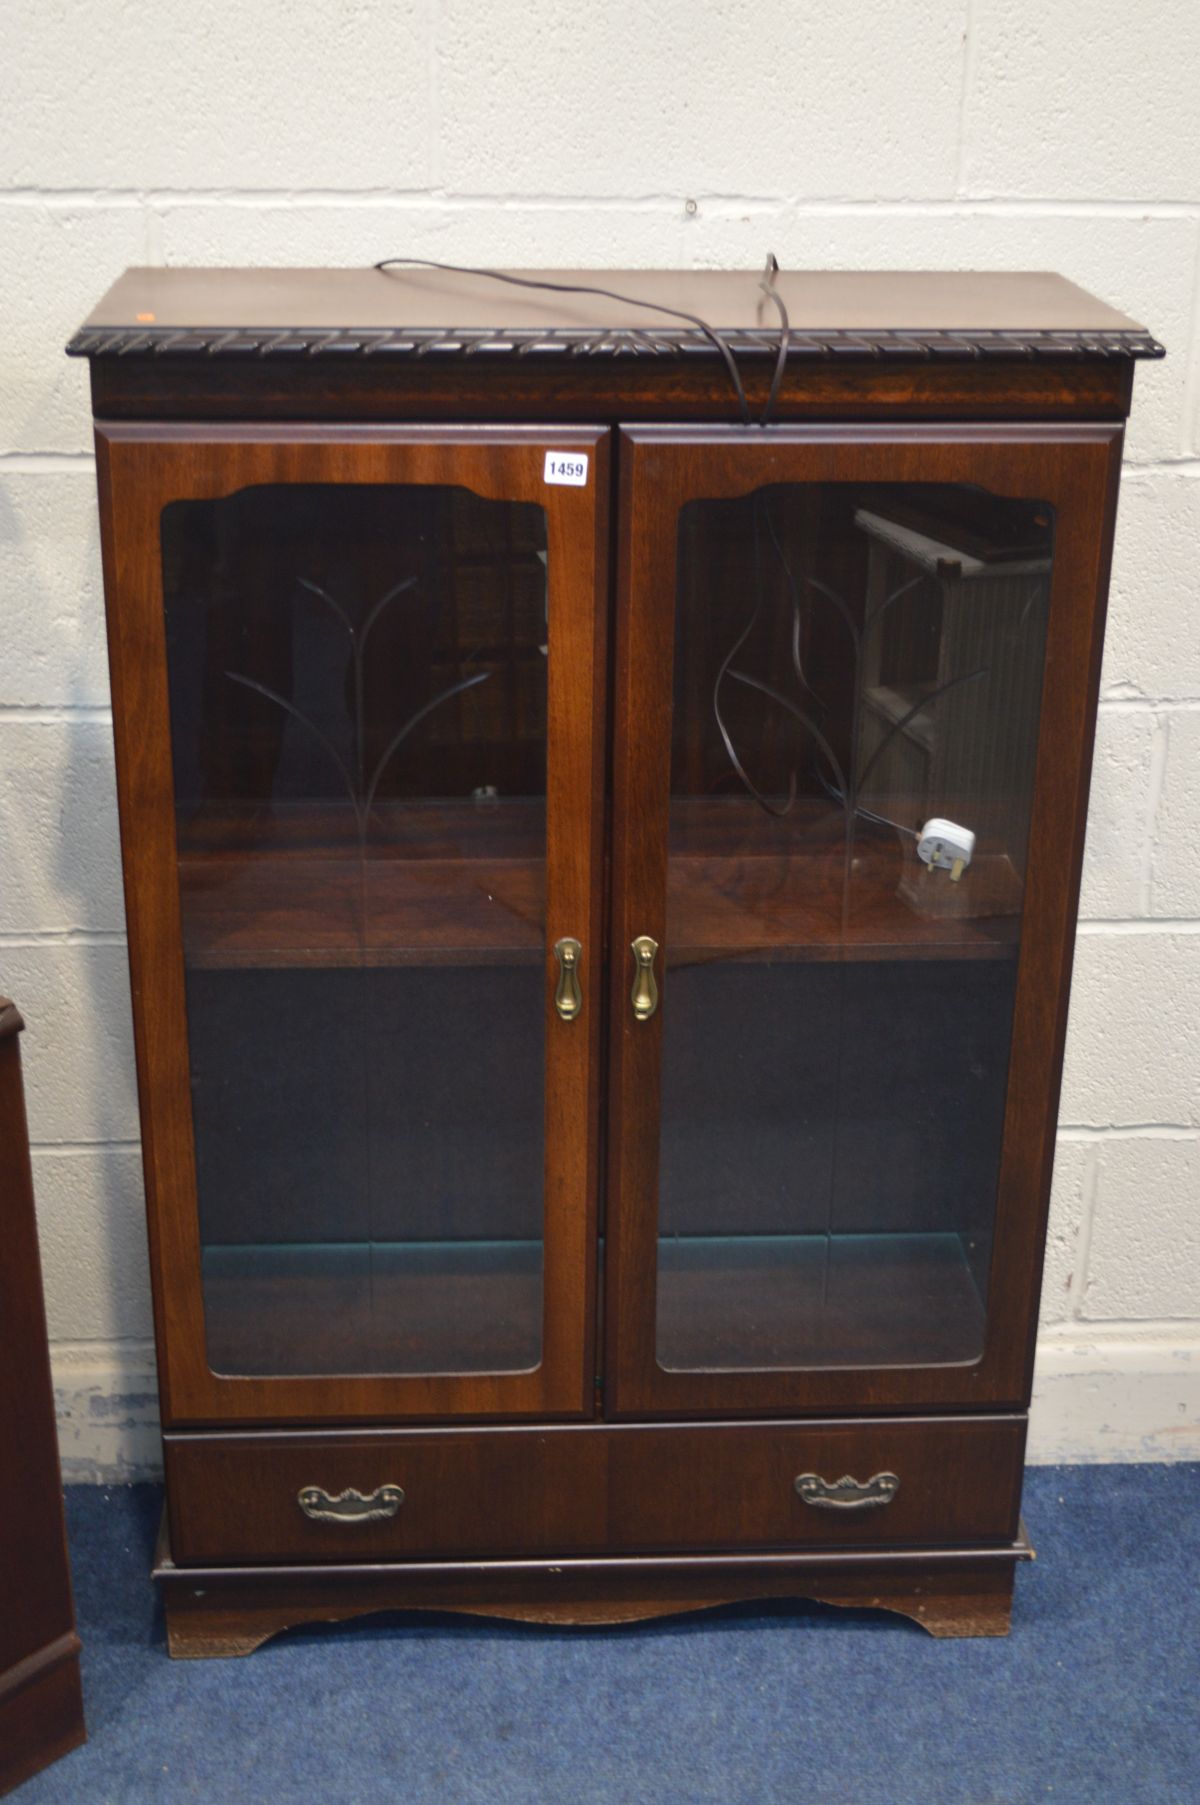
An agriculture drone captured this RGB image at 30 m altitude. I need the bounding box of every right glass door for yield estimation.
[607,424,1122,1416]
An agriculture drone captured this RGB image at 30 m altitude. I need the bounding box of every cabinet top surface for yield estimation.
[68,266,1161,361]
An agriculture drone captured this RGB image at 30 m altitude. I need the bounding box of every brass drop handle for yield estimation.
[630,935,659,1021]
[297,1484,404,1524]
[553,937,583,1022]
[794,1472,899,1511]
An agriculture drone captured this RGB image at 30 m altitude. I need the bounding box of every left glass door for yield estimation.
[97,426,608,1424]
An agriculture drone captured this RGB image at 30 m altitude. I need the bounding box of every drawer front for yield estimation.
[166,1429,610,1565]
[165,1417,1025,1565]
[606,1418,1025,1552]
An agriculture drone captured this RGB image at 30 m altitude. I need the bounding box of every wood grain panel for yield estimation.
[0,1003,86,1791]
[89,355,1135,429]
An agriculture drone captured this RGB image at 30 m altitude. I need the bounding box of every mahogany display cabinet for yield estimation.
[68,267,1161,1655]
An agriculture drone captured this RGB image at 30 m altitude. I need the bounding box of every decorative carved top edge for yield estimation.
[65,324,1167,362]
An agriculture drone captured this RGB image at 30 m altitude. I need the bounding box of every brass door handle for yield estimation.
[630,935,659,1021]
[297,1484,404,1524]
[553,937,583,1022]
[794,1472,899,1511]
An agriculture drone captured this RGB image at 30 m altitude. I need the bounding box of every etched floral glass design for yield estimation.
[161,483,549,1378]
[655,481,1054,1372]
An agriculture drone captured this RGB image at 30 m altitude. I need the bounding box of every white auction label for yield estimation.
[544,451,589,487]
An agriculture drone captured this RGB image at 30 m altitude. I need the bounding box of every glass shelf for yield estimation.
[202,1239,542,1378]
[656,1232,987,1371]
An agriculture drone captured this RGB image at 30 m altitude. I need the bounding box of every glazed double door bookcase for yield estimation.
[96,413,1121,1646]
[102,419,1113,1421]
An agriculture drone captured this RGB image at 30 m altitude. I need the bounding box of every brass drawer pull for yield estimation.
[794,1471,900,1511]
[297,1484,404,1524]
[553,937,583,1022]
[630,935,659,1021]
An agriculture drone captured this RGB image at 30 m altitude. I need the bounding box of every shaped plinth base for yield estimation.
[156,1520,1031,1658]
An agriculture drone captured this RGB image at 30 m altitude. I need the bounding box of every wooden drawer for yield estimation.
[165,1416,1026,1566]
[166,1427,611,1566]
[607,1418,1025,1553]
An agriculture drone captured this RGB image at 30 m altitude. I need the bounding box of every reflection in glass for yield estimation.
[657,483,1053,1371]
[161,484,548,1377]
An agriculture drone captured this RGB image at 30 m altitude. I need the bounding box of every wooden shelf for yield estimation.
[176,797,1022,971]
[201,1239,542,1378]
[180,855,545,969]
[669,799,1020,964]
[178,800,545,969]
[656,1232,987,1372]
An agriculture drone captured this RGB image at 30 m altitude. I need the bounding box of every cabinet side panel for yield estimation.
[0,1028,78,1670]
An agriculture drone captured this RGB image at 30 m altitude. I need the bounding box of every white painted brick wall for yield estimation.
[2,0,1197,1476]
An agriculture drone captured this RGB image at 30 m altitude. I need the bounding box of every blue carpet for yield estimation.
[16,1464,1199,1804]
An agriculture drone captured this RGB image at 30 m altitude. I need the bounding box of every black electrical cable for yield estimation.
[373,254,791,426]
[757,253,789,427]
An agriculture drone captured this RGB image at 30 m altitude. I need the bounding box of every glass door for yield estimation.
[98,425,608,1424]
[606,424,1122,1416]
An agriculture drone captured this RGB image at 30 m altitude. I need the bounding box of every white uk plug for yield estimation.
[918,817,975,883]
